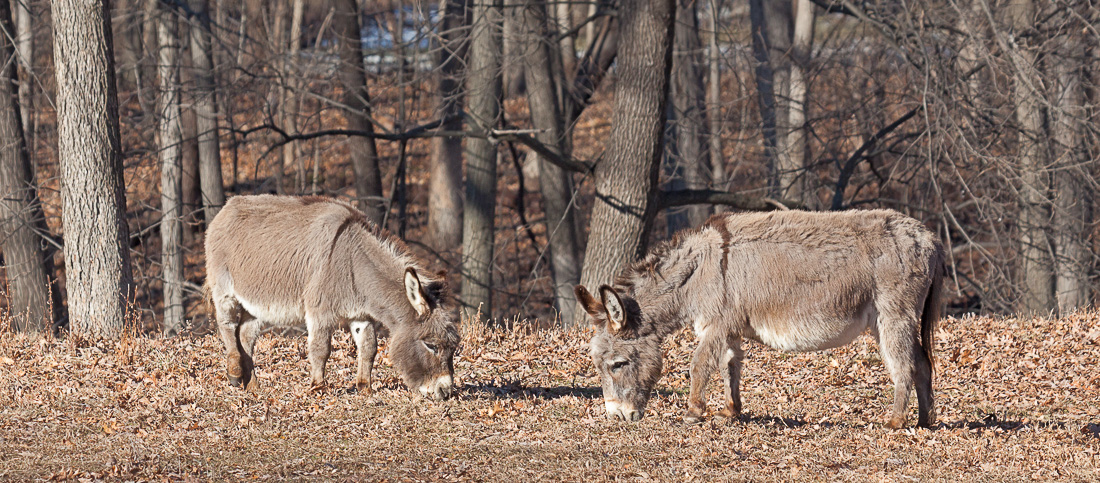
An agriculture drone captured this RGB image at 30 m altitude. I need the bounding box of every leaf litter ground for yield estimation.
[1,312,1098,481]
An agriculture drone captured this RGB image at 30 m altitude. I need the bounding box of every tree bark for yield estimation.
[139,0,158,123]
[1007,0,1055,314]
[0,0,54,332]
[748,0,792,198]
[334,0,385,222]
[52,0,135,339]
[188,0,226,221]
[705,0,723,200]
[670,0,711,228]
[156,6,185,334]
[179,47,200,243]
[281,0,304,193]
[521,0,583,327]
[460,0,504,321]
[13,0,32,138]
[577,0,675,304]
[427,0,469,254]
[1051,31,1091,312]
[784,0,814,204]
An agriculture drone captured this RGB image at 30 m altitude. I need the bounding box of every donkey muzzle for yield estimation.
[418,374,454,401]
[605,399,644,421]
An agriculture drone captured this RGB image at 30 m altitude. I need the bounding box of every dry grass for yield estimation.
[1,311,1098,481]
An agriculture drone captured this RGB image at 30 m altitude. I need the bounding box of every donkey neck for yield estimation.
[618,237,704,340]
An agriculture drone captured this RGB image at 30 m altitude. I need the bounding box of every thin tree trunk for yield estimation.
[427,0,469,254]
[1007,0,1055,314]
[0,0,54,332]
[156,6,185,334]
[784,0,814,204]
[139,0,158,123]
[670,0,711,227]
[268,0,287,194]
[13,0,32,138]
[179,46,200,243]
[334,0,385,222]
[522,0,582,327]
[748,0,791,198]
[281,0,303,193]
[578,0,675,305]
[705,0,723,200]
[554,0,575,79]
[1051,32,1091,312]
[460,0,504,321]
[189,0,225,221]
[501,0,525,98]
[52,0,135,339]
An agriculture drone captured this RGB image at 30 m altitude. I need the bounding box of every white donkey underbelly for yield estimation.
[745,303,878,352]
[235,294,306,326]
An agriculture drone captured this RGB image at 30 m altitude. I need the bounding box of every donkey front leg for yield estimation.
[305,311,337,390]
[350,321,378,393]
[716,337,744,419]
[214,297,248,388]
[686,334,726,423]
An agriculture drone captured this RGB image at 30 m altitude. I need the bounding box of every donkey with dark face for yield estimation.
[205,195,459,400]
[576,209,943,428]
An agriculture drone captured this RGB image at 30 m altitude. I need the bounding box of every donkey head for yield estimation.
[390,267,460,401]
[575,284,664,421]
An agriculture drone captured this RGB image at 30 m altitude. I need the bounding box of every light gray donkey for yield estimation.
[576,209,943,428]
[204,195,459,400]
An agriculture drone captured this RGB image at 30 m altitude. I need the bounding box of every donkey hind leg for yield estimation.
[350,320,378,393]
[914,340,935,428]
[686,334,726,423]
[237,318,264,391]
[716,337,744,419]
[214,296,248,387]
[878,318,921,429]
[305,311,337,391]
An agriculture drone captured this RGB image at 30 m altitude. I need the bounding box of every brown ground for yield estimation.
[1,311,1098,481]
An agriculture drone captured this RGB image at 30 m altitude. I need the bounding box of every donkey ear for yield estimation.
[598,285,626,333]
[574,285,606,320]
[404,268,431,317]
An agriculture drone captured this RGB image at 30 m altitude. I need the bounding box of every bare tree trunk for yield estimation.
[578,0,674,302]
[427,0,469,254]
[670,0,710,227]
[1051,31,1091,312]
[179,47,200,243]
[521,0,583,327]
[268,0,287,194]
[334,0,385,222]
[748,0,791,198]
[281,0,304,193]
[501,0,525,98]
[0,0,54,332]
[13,0,32,138]
[705,0,723,198]
[139,0,158,123]
[554,0,575,78]
[156,6,185,334]
[189,0,225,221]
[1007,0,1055,314]
[460,0,504,321]
[52,0,135,339]
[784,0,814,204]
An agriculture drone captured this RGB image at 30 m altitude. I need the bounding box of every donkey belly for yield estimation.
[747,303,877,353]
[236,294,306,326]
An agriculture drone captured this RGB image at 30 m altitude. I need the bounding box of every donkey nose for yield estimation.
[424,375,454,401]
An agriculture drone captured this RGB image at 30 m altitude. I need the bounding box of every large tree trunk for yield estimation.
[784,0,814,204]
[189,0,226,221]
[156,6,185,334]
[1008,0,1055,314]
[669,0,711,228]
[334,0,385,222]
[748,0,792,198]
[52,0,135,339]
[0,0,54,332]
[460,0,504,321]
[426,0,469,254]
[577,0,675,302]
[1051,31,1091,312]
[521,0,583,327]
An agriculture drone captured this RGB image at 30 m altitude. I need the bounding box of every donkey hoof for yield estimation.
[228,375,244,387]
[885,416,906,429]
[684,409,707,424]
[716,407,741,419]
[354,382,373,395]
[309,382,328,394]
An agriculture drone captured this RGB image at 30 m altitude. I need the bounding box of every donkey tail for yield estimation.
[921,249,945,374]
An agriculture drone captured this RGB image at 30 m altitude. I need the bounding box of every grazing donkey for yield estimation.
[576,209,943,428]
[204,195,459,400]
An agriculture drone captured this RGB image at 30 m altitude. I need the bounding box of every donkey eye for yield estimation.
[422,341,438,354]
[610,360,629,372]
